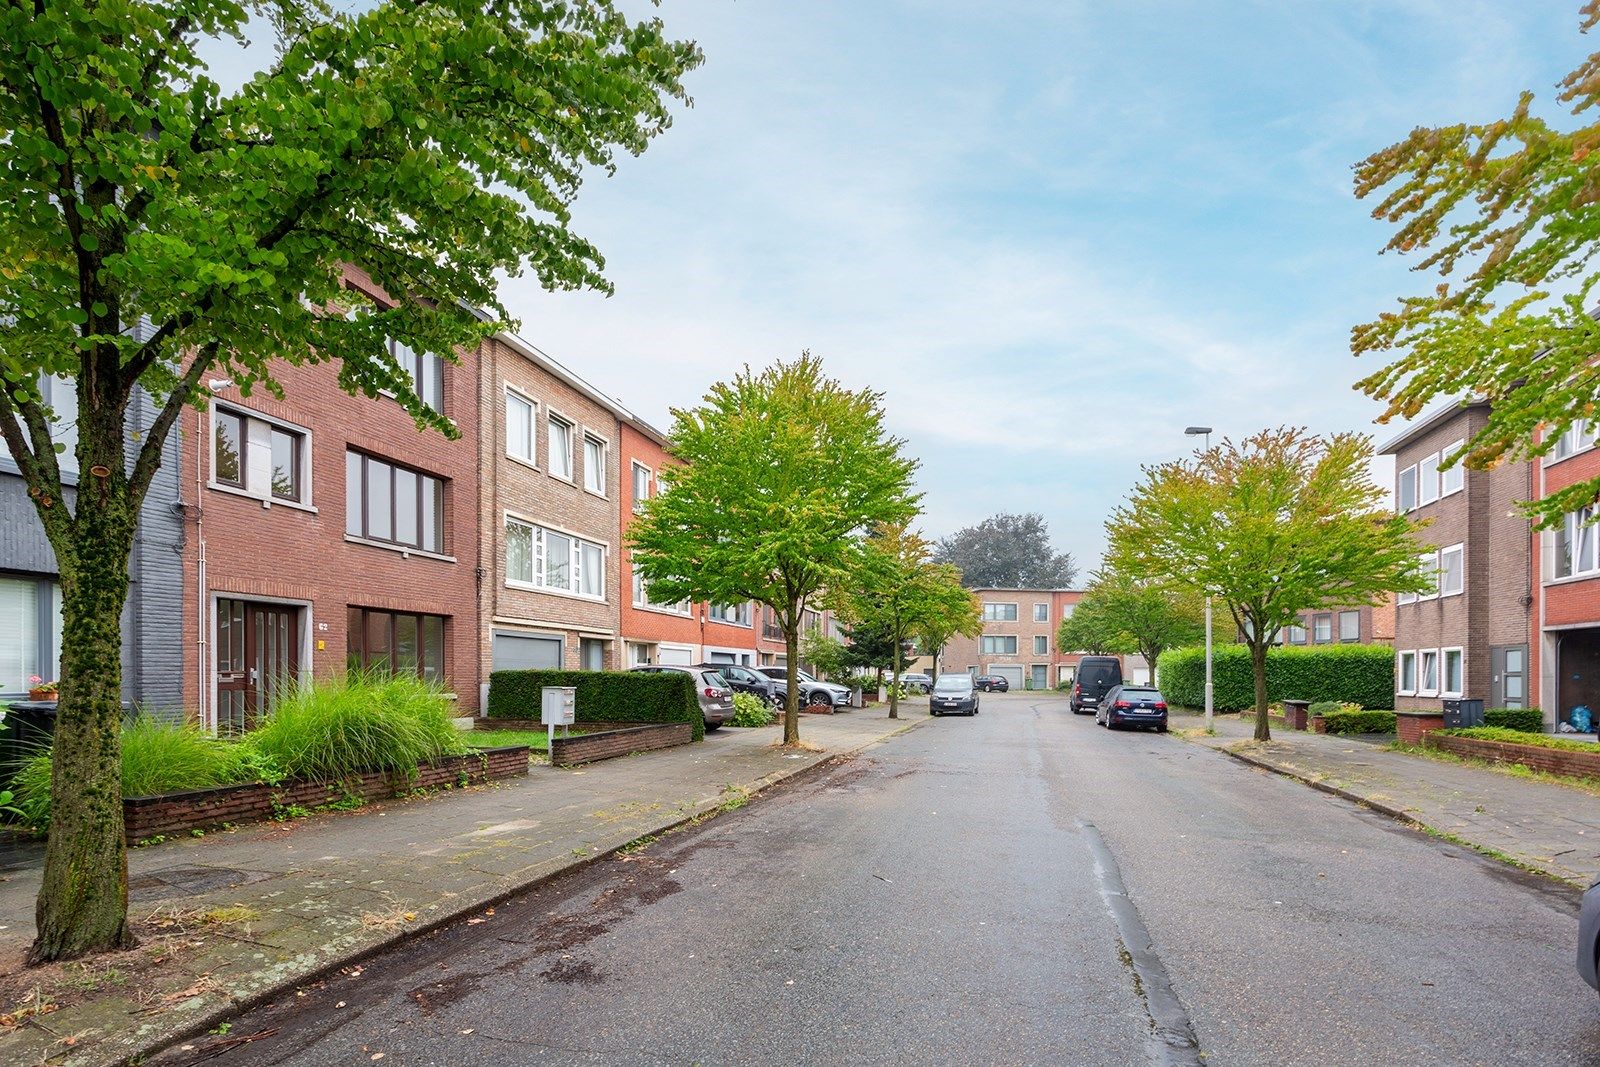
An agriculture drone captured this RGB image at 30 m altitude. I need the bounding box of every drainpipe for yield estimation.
[196,403,208,731]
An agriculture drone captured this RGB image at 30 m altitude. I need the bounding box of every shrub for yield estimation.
[1322,710,1397,735]
[487,669,703,741]
[730,693,775,728]
[246,673,466,782]
[1441,726,1598,752]
[1156,644,1395,711]
[1483,707,1543,733]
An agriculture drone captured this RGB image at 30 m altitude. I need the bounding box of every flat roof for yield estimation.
[1375,397,1485,456]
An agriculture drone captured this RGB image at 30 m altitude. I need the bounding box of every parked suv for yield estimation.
[697,662,784,708]
[755,666,851,708]
[1070,656,1124,714]
[899,672,933,694]
[1096,684,1169,732]
[628,665,735,730]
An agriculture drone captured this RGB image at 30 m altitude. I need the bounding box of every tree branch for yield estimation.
[129,341,217,505]
[0,382,71,540]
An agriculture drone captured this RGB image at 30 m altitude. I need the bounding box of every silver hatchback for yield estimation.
[628,665,735,730]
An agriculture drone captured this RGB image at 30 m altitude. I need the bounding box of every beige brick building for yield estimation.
[924,588,1145,690]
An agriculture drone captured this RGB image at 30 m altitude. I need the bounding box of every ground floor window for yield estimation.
[0,574,63,696]
[347,607,446,684]
[579,637,605,671]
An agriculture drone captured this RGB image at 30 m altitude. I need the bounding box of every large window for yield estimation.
[346,451,444,553]
[631,562,690,614]
[1440,440,1465,496]
[981,635,1018,655]
[392,339,443,413]
[506,389,535,463]
[214,407,307,504]
[1439,544,1464,597]
[1033,634,1049,655]
[347,607,445,683]
[632,462,651,513]
[1312,614,1333,644]
[548,415,574,480]
[1397,465,1418,513]
[1418,452,1441,506]
[1553,506,1600,580]
[0,575,62,695]
[506,517,606,599]
[1553,421,1598,460]
[1442,647,1464,697]
[1397,650,1417,695]
[36,375,79,474]
[1418,649,1440,696]
[1033,603,1049,622]
[981,603,1019,621]
[1339,610,1361,642]
[1287,622,1307,645]
[709,603,751,626]
[583,434,607,495]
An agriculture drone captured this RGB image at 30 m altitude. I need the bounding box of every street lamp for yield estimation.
[1184,425,1213,451]
[1185,424,1216,732]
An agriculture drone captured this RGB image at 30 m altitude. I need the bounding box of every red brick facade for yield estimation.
[931,588,1145,689]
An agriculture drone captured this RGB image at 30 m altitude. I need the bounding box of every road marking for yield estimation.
[1080,820,1203,1067]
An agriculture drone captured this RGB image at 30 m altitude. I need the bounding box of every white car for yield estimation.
[755,666,851,708]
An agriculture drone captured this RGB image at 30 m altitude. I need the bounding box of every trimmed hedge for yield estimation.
[1322,710,1397,735]
[487,670,704,741]
[1441,726,1597,752]
[1156,644,1395,711]
[1484,707,1543,733]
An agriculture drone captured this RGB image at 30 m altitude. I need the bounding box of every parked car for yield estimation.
[975,674,1010,692]
[1070,656,1124,714]
[628,665,735,730]
[698,662,783,708]
[900,672,933,694]
[929,673,979,716]
[755,666,851,708]
[1096,684,1169,732]
[1580,877,1600,1004]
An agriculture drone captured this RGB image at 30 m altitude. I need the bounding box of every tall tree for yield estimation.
[1353,3,1600,525]
[934,513,1076,589]
[630,354,918,744]
[1057,571,1206,683]
[912,584,983,685]
[0,0,697,963]
[1104,429,1428,741]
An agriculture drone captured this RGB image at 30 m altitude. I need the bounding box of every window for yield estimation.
[1440,440,1464,496]
[35,375,78,474]
[347,607,445,683]
[1061,603,1076,618]
[506,390,535,463]
[1553,421,1598,459]
[0,575,63,695]
[346,451,444,553]
[1034,603,1049,622]
[1033,635,1049,655]
[762,606,783,640]
[1339,610,1361,642]
[1418,452,1440,506]
[631,563,690,614]
[709,603,752,626]
[583,434,606,495]
[1553,506,1600,580]
[1287,622,1307,645]
[550,412,576,479]
[981,603,1019,621]
[1442,647,1464,697]
[1312,614,1333,644]
[1439,544,1464,596]
[214,407,308,503]
[632,462,651,513]
[1397,465,1417,513]
[1397,650,1417,695]
[1417,551,1439,599]
[505,517,605,599]
[392,340,443,413]
[981,635,1018,655]
[1418,649,1440,695]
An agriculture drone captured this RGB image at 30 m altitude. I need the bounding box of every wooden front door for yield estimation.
[216,599,300,735]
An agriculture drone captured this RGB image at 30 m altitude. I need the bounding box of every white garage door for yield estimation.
[988,666,1024,688]
[492,632,562,670]
[658,645,694,666]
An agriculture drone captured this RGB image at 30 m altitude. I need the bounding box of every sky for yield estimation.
[213,1,1600,577]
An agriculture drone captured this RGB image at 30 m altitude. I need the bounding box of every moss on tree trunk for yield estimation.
[1251,640,1271,742]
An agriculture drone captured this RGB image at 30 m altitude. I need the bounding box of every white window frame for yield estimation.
[1415,550,1440,600]
[1397,650,1417,696]
[980,634,1018,655]
[1338,610,1361,642]
[631,561,691,615]
[1438,543,1464,597]
[1549,505,1600,581]
[1440,646,1464,698]
[547,411,574,482]
[1033,602,1049,623]
[1439,439,1464,497]
[631,461,652,514]
[1397,464,1418,513]
[1417,452,1441,506]
[582,431,608,497]
[981,603,1019,622]
[505,514,607,601]
[1033,634,1049,656]
[210,404,315,511]
[505,387,537,467]
[1418,648,1440,697]
[1312,614,1333,644]
[1553,421,1598,461]
[708,602,752,627]
[1287,622,1307,645]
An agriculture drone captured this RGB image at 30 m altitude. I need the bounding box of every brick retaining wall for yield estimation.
[122,746,530,841]
[1425,734,1600,779]
[1396,711,1445,745]
[550,723,693,767]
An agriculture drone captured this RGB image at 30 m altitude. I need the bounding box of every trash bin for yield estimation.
[1441,698,1484,728]
[849,687,864,709]
[0,700,59,792]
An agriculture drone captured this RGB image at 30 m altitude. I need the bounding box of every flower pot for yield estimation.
[27,688,57,703]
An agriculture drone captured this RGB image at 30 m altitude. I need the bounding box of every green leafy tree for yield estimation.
[834,616,898,689]
[934,513,1076,589]
[0,0,697,962]
[1104,428,1429,741]
[1353,4,1600,525]
[630,355,918,744]
[1058,572,1206,684]
[801,629,853,682]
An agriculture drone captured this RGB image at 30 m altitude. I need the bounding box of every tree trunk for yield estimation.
[29,479,138,963]
[889,639,900,719]
[782,622,801,746]
[1250,639,1271,742]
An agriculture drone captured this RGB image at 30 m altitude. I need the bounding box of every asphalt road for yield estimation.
[159,694,1600,1066]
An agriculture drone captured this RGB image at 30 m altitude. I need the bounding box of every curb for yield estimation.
[114,717,926,1067]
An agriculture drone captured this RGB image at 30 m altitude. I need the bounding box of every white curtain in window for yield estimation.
[0,578,40,693]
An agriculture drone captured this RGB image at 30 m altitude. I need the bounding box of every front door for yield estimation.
[1489,644,1527,710]
[216,599,300,735]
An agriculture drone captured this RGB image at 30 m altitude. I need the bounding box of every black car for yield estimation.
[1580,878,1600,1003]
[698,662,783,708]
[1070,656,1124,714]
[974,674,1010,692]
[1096,684,1169,732]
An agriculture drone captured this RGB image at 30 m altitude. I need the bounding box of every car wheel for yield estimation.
[705,722,722,732]
[1157,723,1168,733]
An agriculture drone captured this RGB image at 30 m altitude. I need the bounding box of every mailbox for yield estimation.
[1441,698,1484,728]
[541,686,576,727]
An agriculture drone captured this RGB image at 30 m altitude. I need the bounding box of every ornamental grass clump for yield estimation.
[245,673,466,782]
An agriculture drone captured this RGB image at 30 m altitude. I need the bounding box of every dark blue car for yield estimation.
[1581,878,1600,1003]
[1096,684,1169,732]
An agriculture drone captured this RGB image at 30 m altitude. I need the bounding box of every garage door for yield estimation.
[989,666,1024,688]
[492,632,562,670]
[658,645,694,666]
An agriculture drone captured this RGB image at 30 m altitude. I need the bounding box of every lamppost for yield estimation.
[1184,425,1212,451]
[1185,426,1215,731]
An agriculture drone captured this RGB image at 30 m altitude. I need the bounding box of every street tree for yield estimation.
[800,630,854,683]
[1353,3,1600,525]
[1104,428,1429,741]
[1057,571,1206,684]
[934,513,1076,589]
[0,0,697,962]
[909,584,982,685]
[630,355,919,744]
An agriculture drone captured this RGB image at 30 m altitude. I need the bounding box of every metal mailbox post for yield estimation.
[541,686,577,754]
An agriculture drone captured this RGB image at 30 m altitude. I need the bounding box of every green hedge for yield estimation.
[1156,643,1395,711]
[1440,726,1597,752]
[487,670,703,741]
[1484,707,1543,733]
[1322,710,1397,735]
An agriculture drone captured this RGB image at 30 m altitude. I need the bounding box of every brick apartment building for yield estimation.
[1533,415,1600,728]
[932,589,1148,690]
[183,266,482,730]
[1277,599,1395,647]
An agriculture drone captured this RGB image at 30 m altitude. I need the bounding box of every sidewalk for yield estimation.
[0,709,923,1066]
[1174,712,1600,887]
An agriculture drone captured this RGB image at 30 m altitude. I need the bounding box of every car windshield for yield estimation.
[702,671,729,689]
[934,676,971,694]
[1120,689,1163,701]
[796,670,819,683]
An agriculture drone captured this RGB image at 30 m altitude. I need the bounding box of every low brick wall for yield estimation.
[550,723,693,767]
[1395,711,1445,746]
[1425,733,1600,779]
[122,747,529,841]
